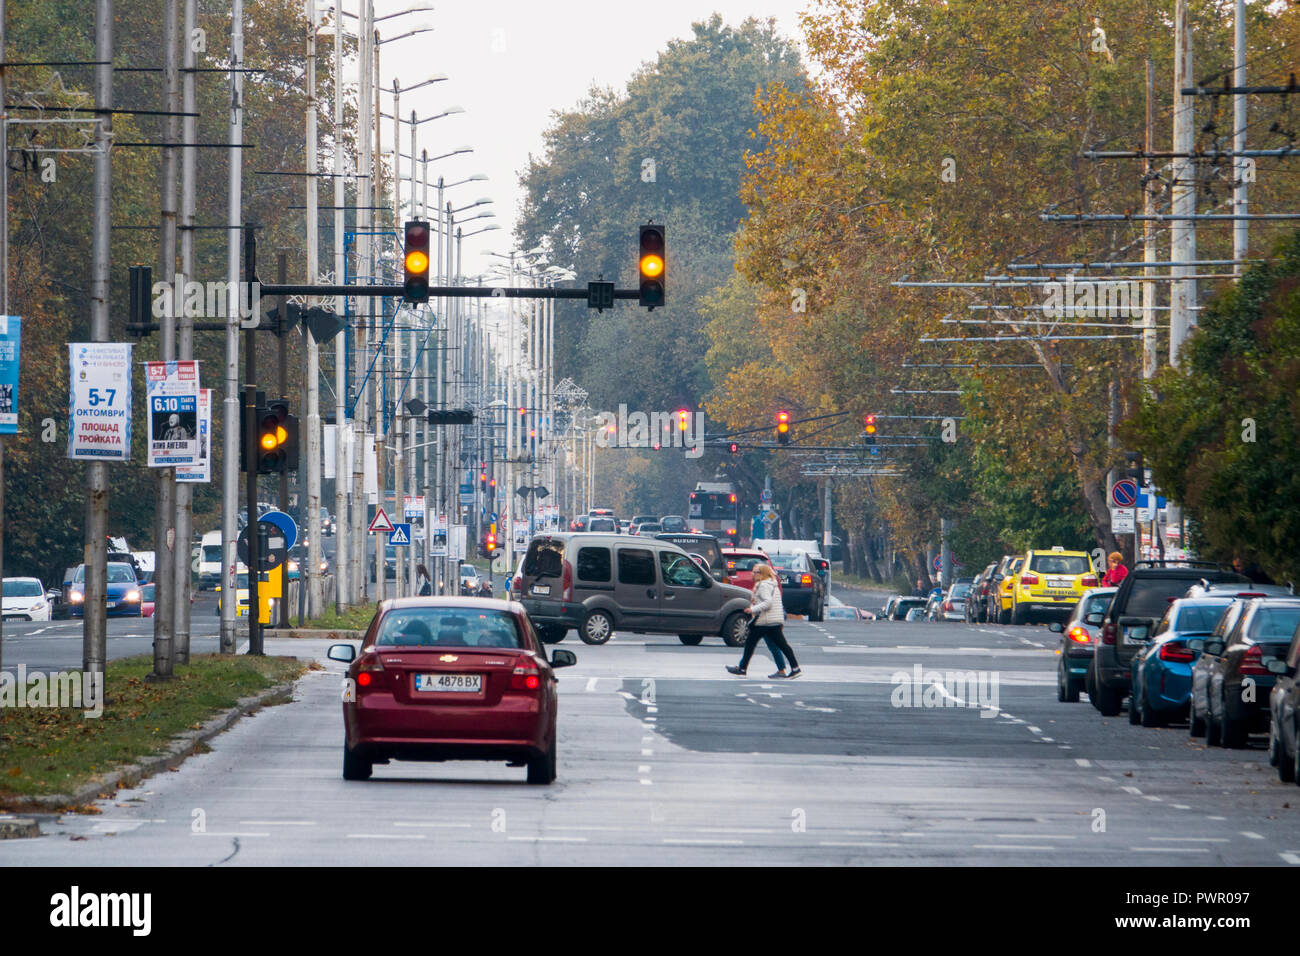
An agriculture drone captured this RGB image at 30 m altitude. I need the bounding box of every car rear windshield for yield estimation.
[728,556,767,572]
[951,584,971,598]
[1030,554,1090,575]
[1174,602,1228,633]
[202,546,222,562]
[588,518,617,532]
[659,516,686,531]
[523,539,565,577]
[375,607,523,648]
[1249,606,1300,643]
[1125,577,1201,619]
[770,553,804,569]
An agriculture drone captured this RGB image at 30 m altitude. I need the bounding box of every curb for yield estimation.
[264,628,364,641]
[0,678,298,814]
[0,816,40,839]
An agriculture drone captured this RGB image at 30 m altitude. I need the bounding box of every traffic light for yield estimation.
[257,400,298,474]
[479,470,489,492]
[776,410,790,445]
[403,219,431,303]
[676,408,689,432]
[864,413,877,445]
[639,223,665,309]
[728,442,740,455]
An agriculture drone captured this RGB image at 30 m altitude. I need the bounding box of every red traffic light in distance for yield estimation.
[676,408,689,431]
[864,414,877,435]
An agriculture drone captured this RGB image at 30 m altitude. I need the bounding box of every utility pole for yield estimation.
[174,0,196,665]
[1169,0,1197,366]
[331,0,348,612]
[0,0,6,677]
[220,0,243,654]
[150,0,179,682]
[1142,59,1158,379]
[276,252,289,629]
[84,0,114,678]
[305,0,322,621]
[1233,0,1248,275]
[823,478,833,597]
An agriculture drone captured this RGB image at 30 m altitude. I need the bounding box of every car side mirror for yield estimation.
[1266,658,1291,676]
[46,590,60,601]
[1203,639,1225,657]
[327,643,357,663]
[1048,622,1064,633]
[551,649,577,668]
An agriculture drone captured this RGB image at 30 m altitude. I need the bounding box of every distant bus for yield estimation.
[687,481,741,543]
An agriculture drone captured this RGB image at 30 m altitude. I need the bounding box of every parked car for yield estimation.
[1183,580,1292,600]
[1,577,53,622]
[887,596,927,621]
[66,562,143,618]
[1049,587,1117,702]
[1128,597,1233,726]
[327,597,576,785]
[825,605,862,620]
[768,550,825,620]
[1007,547,1099,625]
[987,555,1023,624]
[967,563,998,623]
[905,607,927,622]
[570,514,590,532]
[722,549,775,591]
[1188,597,1300,747]
[940,582,972,622]
[515,532,753,646]
[1088,561,1250,717]
[1266,621,1300,783]
[142,582,156,617]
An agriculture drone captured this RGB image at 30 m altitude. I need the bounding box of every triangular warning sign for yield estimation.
[368,508,395,533]
[390,526,409,545]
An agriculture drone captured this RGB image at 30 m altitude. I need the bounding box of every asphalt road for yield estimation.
[3,613,1298,866]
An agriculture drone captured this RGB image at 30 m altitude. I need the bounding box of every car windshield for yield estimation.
[375,607,523,648]
[107,564,135,584]
[951,584,971,598]
[4,580,42,597]
[1173,602,1228,633]
[770,553,803,569]
[1250,606,1300,643]
[728,556,766,572]
[1031,554,1089,574]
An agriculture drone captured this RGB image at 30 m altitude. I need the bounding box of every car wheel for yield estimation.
[342,746,372,781]
[579,609,613,645]
[810,599,824,623]
[1189,698,1207,737]
[1128,691,1142,724]
[998,606,1011,625]
[1011,602,1028,626]
[527,736,556,785]
[537,626,566,644]
[1057,660,1079,703]
[1090,667,1122,717]
[678,634,703,646]
[721,612,749,648]
[1220,696,1247,749]
[1293,731,1300,787]
[1205,700,1222,746]
[1140,691,1163,728]
[1271,724,1295,782]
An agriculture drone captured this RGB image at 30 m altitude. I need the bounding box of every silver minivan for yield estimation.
[518,533,753,646]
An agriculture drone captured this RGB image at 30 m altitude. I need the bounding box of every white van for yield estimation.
[751,538,824,560]
[198,530,223,590]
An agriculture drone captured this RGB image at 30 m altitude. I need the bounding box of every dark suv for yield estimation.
[1088,561,1250,716]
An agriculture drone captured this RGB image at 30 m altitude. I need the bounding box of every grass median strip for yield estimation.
[0,653,306,799]
[302,603,378,632]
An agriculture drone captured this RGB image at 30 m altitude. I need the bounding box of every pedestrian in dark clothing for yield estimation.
[727,564,801,679]
[1233,555,1275,585]
[416,563,432,596]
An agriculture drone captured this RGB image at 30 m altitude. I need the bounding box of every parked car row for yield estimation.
[1054,559,1300,785]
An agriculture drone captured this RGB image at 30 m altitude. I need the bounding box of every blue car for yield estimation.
[1130,598,1233,727]
[66,561,144,618]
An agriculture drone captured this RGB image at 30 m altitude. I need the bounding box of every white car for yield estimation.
[3,577,53,621]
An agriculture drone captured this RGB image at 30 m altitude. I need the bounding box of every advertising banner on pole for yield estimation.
[429,513,448,556]
[404,495,426,540]
[68,342,133,461]
[0,317,20,435]
[449,525,467,561]
[176,388,212,483]
[512,519,529,553]
[145,360,200,467]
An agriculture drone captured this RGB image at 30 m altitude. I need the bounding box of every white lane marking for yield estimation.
[646,706,658,713]
[641,749,653,756]
[585,677,598,692]
[663,838,743,846]
[1075,759,1092,767]
[1131,847,1210,854]
[691,827,780,834]
[995,834,1077,840]
[641,736,654,745]
[547,825,625,832]
[239,820,316,826]
[1121,786,1142,795]
[507,835,588,843]
[1149,836,1228,843]
[1208,815,1227,821]
[1143,795,1163,802]
[640,780,653,786]
[393,822,472,829]
[1241,831,1264,840]
[793,701,837,713]
[971,844,1055,851]
[347,833,425,840]
[1040,737,1055,743]
[1097,776,1115,782]
[637,765,651,774]
[194,831,271,838]
[1279,852,1300,864]
[1027,726,1042,734]
[1172,805,1192,810]
[820,841,901,848]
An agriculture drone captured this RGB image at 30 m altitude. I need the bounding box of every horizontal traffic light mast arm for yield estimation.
[704,409,855,440]
[257,283,643,300]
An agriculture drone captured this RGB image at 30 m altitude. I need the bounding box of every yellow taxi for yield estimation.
[215,569,251,618]
[1009,547,1099,625]
[994,555,1023,624]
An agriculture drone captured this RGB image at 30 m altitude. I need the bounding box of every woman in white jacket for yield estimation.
[726,563,801,679]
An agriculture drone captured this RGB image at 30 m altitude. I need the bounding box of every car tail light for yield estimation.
[562,560,573,601]
[1102,621,1117,645]
[510,656,542,691]
[1236,592,1267,598]
[800,574,812,586]
[1240,644,1269,676]
[1159,641,1195,663]
[355,652,385,690]
[1067,626,1091,644]
[943,601,953,611]
[1020,572,1039,586]
[1081,574,1098,587]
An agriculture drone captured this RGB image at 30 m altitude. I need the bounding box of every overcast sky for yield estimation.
[365,0,813,279]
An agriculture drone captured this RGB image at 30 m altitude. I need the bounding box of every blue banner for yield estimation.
[0,317,18,435]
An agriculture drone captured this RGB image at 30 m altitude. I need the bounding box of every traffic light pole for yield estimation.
[277,253,290,628]
[244,226,262,656]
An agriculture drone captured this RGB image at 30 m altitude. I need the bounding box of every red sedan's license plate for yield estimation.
[415,673,483,693]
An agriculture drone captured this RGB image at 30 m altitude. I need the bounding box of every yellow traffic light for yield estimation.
[640,254,664,278]
[404,249,429,274]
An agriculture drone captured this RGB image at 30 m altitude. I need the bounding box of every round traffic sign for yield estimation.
[1111,478,1138,508]
[260,510,298,551]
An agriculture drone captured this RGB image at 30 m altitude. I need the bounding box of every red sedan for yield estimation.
[722,548,777,592]
[328,597,575,785]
